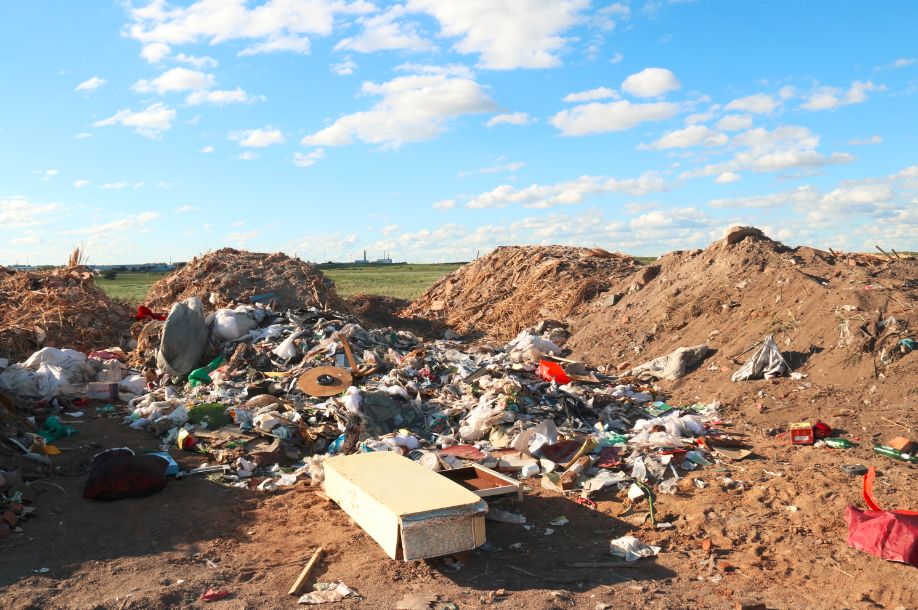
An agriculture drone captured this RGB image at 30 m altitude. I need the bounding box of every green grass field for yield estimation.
[96,264,462,304]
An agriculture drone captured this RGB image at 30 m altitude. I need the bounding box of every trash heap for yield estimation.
[107,299,741,506]
[0,265,131,363]
[144,248,347,313]
[402,246,640,340]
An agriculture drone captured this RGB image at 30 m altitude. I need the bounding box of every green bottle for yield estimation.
[824,438,856,449]
[873,445,918,464]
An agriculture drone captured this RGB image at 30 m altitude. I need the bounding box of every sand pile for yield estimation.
[0,266,132,363]
[566,227,917,390]
[144,248,347,312]
[402,246,640,339]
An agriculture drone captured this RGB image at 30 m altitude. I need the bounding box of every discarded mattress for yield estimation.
[323,452,487,560]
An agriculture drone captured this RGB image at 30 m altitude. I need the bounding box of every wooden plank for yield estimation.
[288,546,324,596]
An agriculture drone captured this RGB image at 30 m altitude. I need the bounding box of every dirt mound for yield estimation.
[0,267,131,362]
[347,293,445,338]
[144,248,347,312]
[402,246,640,339]
[567,227,917,394]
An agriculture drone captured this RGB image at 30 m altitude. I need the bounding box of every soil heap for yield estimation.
[566,227,917,395]
[402,246,640,339]
[144,248,347,312]
[0,266,131,363]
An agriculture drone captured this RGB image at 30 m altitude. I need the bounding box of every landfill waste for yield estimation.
[845,467,918,567]
[157,297,209,377]
[609,535,661,561]
[82,448,169,501]
[0,348,94,399]
[298,581,357,605]
[0,257,131,363]
[201,589,231,602]
[731,336,791,381]
[625,344,709,381]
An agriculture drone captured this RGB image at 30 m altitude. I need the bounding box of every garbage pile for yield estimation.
[0,265,131,363]
[402,246,640,340]
[80,298,741,507]
[144,248,347,313]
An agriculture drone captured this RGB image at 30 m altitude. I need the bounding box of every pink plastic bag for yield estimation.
[845,467,918,567]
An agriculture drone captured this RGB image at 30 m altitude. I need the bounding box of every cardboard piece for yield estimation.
[440,464,524,501]
[323,452,487,560]
[297,366,353,397]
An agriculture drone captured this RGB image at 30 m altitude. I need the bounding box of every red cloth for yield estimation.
[845,467,918,567]
[136,305,166,321]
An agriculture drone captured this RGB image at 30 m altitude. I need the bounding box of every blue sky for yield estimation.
[1,0,916,265]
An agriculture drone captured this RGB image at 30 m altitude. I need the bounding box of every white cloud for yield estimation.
[563,87,619,102]
[301,72,495,148]
[93,103,176,139]
[395,63,474,78]
[293,149,325,167]
[621,67,680,98]
[893,58,916,68]
[237,151,258,161]
[486,112,533,127]
[0,197,58,228]
[75,132,93,139]
[709,185,820,208]
[332,57,357,76]
[11,234,41,246]
[725,93,779,114]
[185,88,263,105]
[801,80,881,111]
[684,104,721,125]
[432,199,455,209]
[335,5,432,53]
[609,52,624,64]
[141,42,170,63]
[406,0,589,69]
[231,127,285,147]
[73,179,90,188]
[75,76,106,92]
[550,100,679,136]
[174,53,217,68]
[465,172,667,209]
[715,114,753,132]
[641,125,728,149]
[64,211,159,235]
[848,135,883,145]
[38,169,59,182]
[125,0,372,60]
[459,160,525,177]
[200,145,214,153]
[133,67,214,94]
[382,224,400,235]
[176,205,201,212]
[714,171,741,184]
[100,181,144,190]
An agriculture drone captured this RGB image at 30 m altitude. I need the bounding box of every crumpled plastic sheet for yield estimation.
[731,335,790,381]
[298,582,356,605]
[609,535,661,561]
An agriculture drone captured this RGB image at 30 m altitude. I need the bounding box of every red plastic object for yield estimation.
[845,467,918,567]
[201,589,231,602]
[136,305,167,321]
[813,421,832,439]
[595,446,622,469]
[538,359,570,384]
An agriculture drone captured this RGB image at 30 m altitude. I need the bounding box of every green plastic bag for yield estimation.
[188,356,226,387]
[39,416,77,443]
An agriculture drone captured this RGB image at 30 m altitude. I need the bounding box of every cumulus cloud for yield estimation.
[231,127,285,147]
[550,100,679,136]
[459,159,525,177]
[486,112,533,127]
[563,87,619,102]
[75,76,106,92]
[332,57,357,76]
[125,0,372,59]
[37,169,59,182]
[725,93,780,114]
[64,211,159,235]
[715,114,753,132]
[174,53,217,69]
[93,103,176,138]
[621,67,680,98]
[132,67,214,94]
[73,179,90,188]
[801,80,882,111]
[641,125,728,149]
[465,172,667,209]
[714,171,741,184]
[432,199,455,210]
[0,197,58,228]
[293,148,325,167]
[237,151,258,161]
[176,205,201,212]
[186,88,263,105]
[335,5,432,53]
[405,0,589,69]
[301,72,495,148]
[200,145,214,153]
